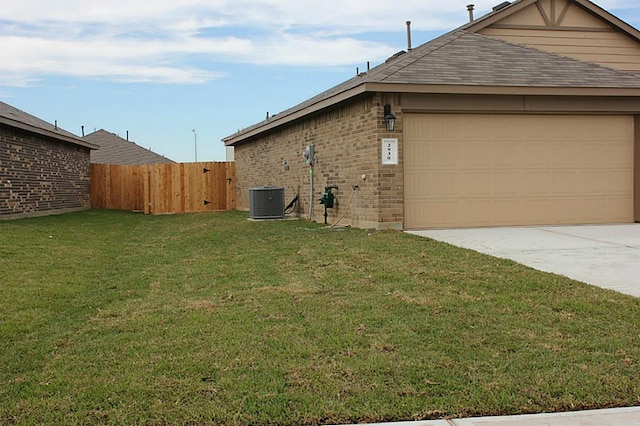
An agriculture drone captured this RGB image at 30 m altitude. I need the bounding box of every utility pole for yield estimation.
[192,129,198,162]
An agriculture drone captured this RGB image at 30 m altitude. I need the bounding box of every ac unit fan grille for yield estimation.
[249,186,285,219]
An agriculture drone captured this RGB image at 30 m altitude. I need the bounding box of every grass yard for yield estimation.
[1,210,640,425]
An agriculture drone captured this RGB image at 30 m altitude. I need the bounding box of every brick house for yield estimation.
[0,101,98,219]
[224,0,640,230]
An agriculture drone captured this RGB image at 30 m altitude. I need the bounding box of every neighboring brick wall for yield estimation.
[0,124,91,219]
[233,93,404,229]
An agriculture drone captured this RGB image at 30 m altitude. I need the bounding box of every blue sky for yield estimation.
[2,0,640,162]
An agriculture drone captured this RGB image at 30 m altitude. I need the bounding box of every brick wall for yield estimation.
[233,93,404,229]
[0,124,91,219]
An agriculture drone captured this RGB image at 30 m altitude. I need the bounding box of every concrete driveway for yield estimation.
[407,224,640,297]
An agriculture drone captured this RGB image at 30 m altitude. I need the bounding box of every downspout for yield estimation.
[309,164,314,220]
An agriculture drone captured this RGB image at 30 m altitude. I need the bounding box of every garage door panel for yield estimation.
[584,171,610,192]
[618,172,635,193]
[493,143,523,165]
[584,170,631,193]
[551,171,581,194]
[425,173,459,196]
[492,172,522,194]
[525,172,554,194]
[464,172,492,195]
[405,114,634,229]
[581,197,632,222]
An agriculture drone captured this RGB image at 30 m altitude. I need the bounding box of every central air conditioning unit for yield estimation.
[249,186,285,219]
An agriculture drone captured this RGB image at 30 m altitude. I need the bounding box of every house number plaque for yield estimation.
[381,138,398,165]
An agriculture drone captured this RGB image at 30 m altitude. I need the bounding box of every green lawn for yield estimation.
[1,210,639,425]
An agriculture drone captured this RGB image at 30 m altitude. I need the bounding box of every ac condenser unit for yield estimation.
[249,186,285,219]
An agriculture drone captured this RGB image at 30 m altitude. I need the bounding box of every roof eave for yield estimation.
[224,84,368,146]
[366,82,640,97]
[0,115,98,150]
[224,82,640,146]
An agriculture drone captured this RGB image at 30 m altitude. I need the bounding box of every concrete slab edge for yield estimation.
[329,407,640,426]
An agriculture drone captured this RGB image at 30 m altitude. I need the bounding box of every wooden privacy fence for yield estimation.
[90,162,236,214]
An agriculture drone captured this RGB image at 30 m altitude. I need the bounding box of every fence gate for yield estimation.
[91,162,236,214]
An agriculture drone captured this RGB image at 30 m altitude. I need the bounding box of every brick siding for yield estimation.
[0,124,91,219]
[233,93,404,229]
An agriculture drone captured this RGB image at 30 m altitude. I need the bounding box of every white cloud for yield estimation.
[0,72,41,88]
[241,33,393,66]
[0,0,638,86]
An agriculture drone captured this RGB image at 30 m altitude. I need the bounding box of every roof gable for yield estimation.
[85,129,175,165]
[497,4,550,27]
[557,1,610,28]
[468,0,640,73]
[465,0,640,43]
[491,0,612,28]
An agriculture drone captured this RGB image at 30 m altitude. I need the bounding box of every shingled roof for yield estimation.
[365,31,640,87]
[85,129,175,165]
[224,21,640,145]
[0,100,97,149]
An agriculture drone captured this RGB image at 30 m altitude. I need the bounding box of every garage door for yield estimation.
[404,114,634,229]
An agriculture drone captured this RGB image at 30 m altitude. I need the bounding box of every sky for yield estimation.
[2,1,640,162]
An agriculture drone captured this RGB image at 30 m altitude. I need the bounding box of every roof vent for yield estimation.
[493,1,511,12]
[249,186,285,219]
[385,50,406,63]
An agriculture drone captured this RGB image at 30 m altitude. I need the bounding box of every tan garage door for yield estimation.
[404,114,634,229]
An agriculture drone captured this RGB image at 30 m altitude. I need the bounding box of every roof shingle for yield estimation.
[377,31,640,87]
[85,129,175,165]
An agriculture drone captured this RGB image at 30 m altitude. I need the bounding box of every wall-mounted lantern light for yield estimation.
[383,104,396,132]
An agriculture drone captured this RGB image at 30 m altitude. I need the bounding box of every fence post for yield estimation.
[226,162,236,210]
[141,166,148,214]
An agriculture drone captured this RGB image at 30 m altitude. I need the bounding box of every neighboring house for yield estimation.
[224,0,640,230]
[85,129,174,165]
[0,101,98,220]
